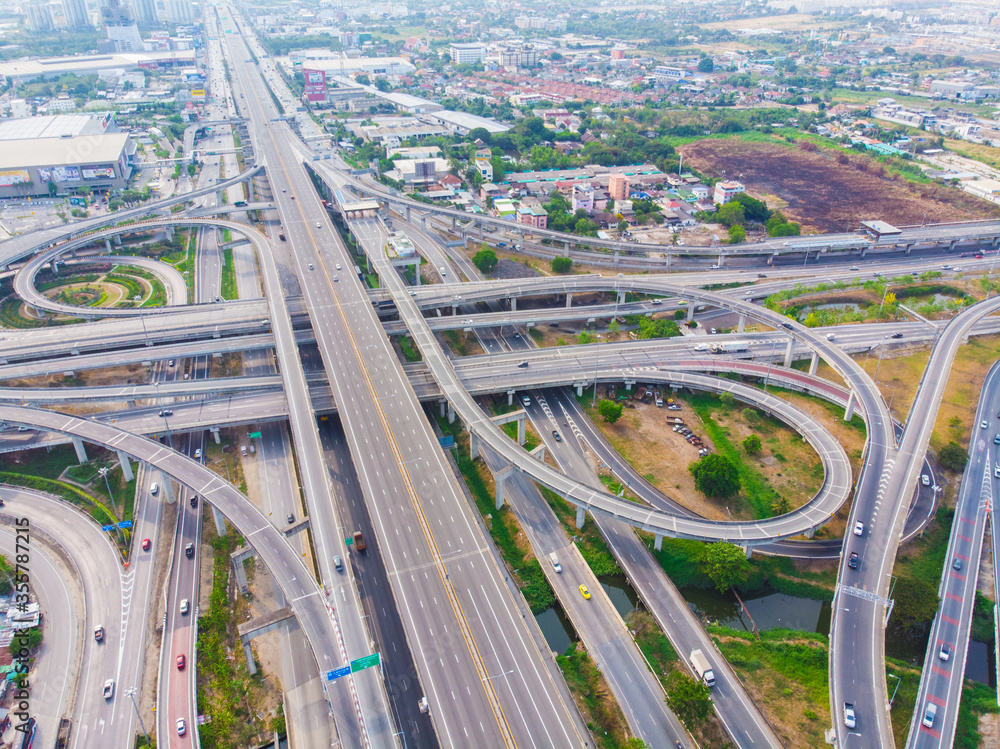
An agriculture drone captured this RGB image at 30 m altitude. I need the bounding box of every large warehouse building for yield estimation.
[0,115,135,198]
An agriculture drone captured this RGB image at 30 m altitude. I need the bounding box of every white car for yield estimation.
[177,718,187,735]
[921,474,930,486]
[103,679,115,699]
[982,420,989,429]
[853,521,864,537]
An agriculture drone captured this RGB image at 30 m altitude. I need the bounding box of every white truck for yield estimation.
[549,553,562,573]
[690,649,716,688]
[709,340,750,354]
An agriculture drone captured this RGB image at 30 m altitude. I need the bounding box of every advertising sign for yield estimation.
[0,170,30,187]
[191,89,206,98]
[53,166,81,182]
[82,166,116,179]
[304,68,327,102]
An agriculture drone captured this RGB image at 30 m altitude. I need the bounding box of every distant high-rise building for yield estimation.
[101,0,144,51]
[62,0,90,27]
[608,173,630,201]
[26,2,54,32]
[164,0,193,24]
[130,0,158,24]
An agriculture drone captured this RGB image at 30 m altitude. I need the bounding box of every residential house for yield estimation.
[713,180,745,205]
[608,172,630,201]
[572,183,594,213]
[516,197,548,229]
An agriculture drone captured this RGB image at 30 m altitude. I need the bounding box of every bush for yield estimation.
[742,434,762,455]
[472,247,498,274]
[689,453,740,499]
[938,442,968,472]
[598,399,623,423]
[550,256,573,274]
[665,670,713,727]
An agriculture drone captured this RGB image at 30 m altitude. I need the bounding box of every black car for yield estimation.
[185,542,194,558]
[891,332,904,339]
[782,322,794,330]
[757,273,767,278]
[287,513,295,524]
[848,551,859,569]
[159,409,173,417]
[552,430,562,442]
[190,496,198,508]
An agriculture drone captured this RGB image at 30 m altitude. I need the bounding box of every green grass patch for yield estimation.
[0,296,79,328]
[956,681,1000,749]
[398,334,421,362]
[971,592,994,642]
[556,643,630,749]
[0,473,116,531]
[220,247,237,301]
[438,417,554,613]
[710,627,829,702]
[894,506,952,582]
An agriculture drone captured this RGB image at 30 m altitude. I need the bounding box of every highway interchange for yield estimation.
[4,5,999,748]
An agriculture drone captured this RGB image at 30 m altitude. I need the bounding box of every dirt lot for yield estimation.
[678,137,1000,233]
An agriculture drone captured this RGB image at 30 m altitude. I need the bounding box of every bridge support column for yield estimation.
[744,545,753,560]
[809,352,819,376]
[617,290,625,305]
[654,533,663,551]
[614,250,620,266]
[563,240,570,255]
[664,253,670,269]
[686,303,694,323]
[405,205,411,222]
[904,243,913,256]
[241,637,257,677]
[624,381,633,390]
[949,240,957,252]
[804,527,814,539]
[72,437,88,463]
[104,238,112,253]
[421,216,426,229]
[516,415,525,445]
[575,506,586,529]
[478,222,484,241]
[447,402,455,425]
[231,547,253,595]
[844,390,856,422]
[113,234,121,247]
[507,390,515,407]
[439,400,446,418]
[160,471,175,503]
[737,313,746,334]
[117,451,133,482]
[783,338,794,367]
[860,246,867,259]
[495,467,512,510]
[717,253,724,267]
[566,292,573,308]
[510,296,517,312]
[576,383,583,396]
[210,505,227,537]
[127,399,137,409]
[470,432,479,460]
[451,216,456,231]
[49,259,58,275]
[451,304,458,316]
[531,444,546,462]
[414,262,421,285]
[210,427,221,444]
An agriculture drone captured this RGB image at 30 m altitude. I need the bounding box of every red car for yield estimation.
[142,538,151,551]
[177,654,186,670]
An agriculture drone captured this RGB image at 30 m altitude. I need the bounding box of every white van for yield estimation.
[549,553,562,573]
[150,482,159,496]
[922,702,937,728]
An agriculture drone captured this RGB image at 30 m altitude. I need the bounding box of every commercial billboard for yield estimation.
[82,166,116,179]
[304,69,327,102]
[191,89,206,98]
[45,166,81,182]
[0,170,30,187]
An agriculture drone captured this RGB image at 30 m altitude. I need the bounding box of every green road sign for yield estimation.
[249,431,262,439]
[350,653,380,673]
[345,536,353,546]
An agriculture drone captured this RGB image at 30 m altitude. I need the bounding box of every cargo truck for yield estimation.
[353,531,366,552]
[690,649,716,688]
[709,341,750,354]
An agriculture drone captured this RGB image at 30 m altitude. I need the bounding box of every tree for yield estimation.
[743,434,762,455]
[771,495,791,515]
[697,56,714,73]
[9,627,41,658]
[472,247,498,274]
[938,442,968,472]
[665,670,713,727]
[728,225,746,244]
[701,542,751,592]
[690,454,740,499]
[887,575,939,640]
[598,399,623,424]
[551,256,573,274]
[716,202,745,227]
[578,330,598,344]
[732,193,771,223]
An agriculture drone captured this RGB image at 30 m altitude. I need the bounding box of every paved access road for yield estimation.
[905,361,1000,749]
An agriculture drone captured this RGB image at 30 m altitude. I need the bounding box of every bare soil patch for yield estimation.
[678,138,999,233]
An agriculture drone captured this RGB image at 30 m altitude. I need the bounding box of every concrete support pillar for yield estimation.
[447,402,455,424]
[717,253,724,267]
[160,471,175,503]
[654,533,663,552]
[531,444,546,462]
[478,222,483,241]
[470,432,479,460]
[213,505,227,536]
[439,400,446,418]
[904,244,912,256]
[614,250,620,266]
[844,390,857,422]
[665,253,671,269]
[127,399,137,410]
[801,251,808,266]
[563,240,570,256]
[49,259,58,275]
[510,296,517,312]
[686,303,694,323]
[804,527,814,539]
[625,381,633,390]
[113,234,122,246]
[241,637,257,676]
[495,471,508,510]
[451,216,456,231]
[860,246,868,259]
[575,506,586,529]
[414,262,421,285]
[617,290,625,305]
[507,390,515,407]
[737,313,746,334]
[421,216,426,229]
[809,352,819,376]
[117,451,133,482]
[451,304,458,316]
[576,383,583,396]
[566,292,573,308]
[783,338,794,368]
[948,240,957,252]
[744,545,753,560]
[516,415,525,446]
[405,205,411,222]
[72,437,88,463]
[105,238,112,253]
[210,427,221,444]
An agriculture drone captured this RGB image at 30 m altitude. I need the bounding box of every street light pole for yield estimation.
[133,295,148,345]
[125,687,151,746]
[888,673,902,708]
[592,334,602,407]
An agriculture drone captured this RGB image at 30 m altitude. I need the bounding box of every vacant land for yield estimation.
[679,138,999,233]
